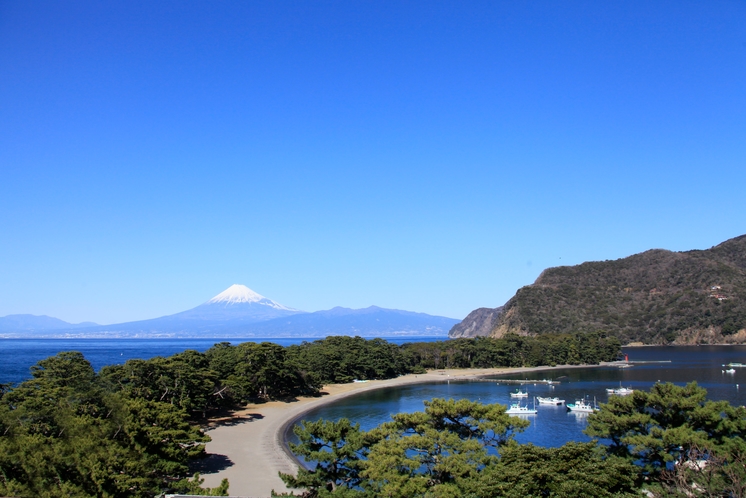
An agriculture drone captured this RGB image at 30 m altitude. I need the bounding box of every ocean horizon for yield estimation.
[0,335,448,385]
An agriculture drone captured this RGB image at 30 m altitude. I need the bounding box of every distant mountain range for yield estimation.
[239,305,458,337]
[0,285,457,338]
[0,314,98,332]
[450,234,746,345]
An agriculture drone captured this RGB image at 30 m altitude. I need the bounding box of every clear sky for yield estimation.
[1,1,744,325]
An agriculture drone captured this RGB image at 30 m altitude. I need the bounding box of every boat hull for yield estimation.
[536,397,564,405]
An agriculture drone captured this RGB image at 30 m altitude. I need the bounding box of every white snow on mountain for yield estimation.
[206,284,297,311]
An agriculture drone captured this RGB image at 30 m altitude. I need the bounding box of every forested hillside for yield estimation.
[455,235,746,344]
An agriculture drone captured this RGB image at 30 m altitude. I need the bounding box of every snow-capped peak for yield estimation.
[208,284,266,304]
[206,284,295,311]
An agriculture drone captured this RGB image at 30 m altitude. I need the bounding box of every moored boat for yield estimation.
[510,389,528,398]
[506,402,537,415]
[536,396,565,405]
[566,398,598,413]
[606,383,634,395]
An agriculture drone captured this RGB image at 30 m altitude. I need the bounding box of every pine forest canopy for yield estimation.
[5,335,745,497]
[0,333,620,497]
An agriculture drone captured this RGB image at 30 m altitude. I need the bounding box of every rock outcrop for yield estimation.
[448,306,503,338]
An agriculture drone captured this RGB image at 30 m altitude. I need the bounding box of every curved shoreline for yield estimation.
[200,365,599,497]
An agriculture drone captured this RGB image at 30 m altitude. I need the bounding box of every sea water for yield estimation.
[0,336,446,385]
[290,345,746,449]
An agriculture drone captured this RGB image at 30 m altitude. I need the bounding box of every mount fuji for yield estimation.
[168,284,301,322]
[43,285,304,336]
[0,285,458,338]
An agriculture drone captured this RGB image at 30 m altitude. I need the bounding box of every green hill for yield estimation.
[483,235,746,344]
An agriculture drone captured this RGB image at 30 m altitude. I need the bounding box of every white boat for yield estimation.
[606,383,634,395]
[725,363,746,368]
[510,389,529,398]
[723,368,736,374]
[567,398,598,413]
[506,402,537,415]
[536,396,565,405]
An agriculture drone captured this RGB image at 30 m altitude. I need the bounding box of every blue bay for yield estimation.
[290,345,746,449]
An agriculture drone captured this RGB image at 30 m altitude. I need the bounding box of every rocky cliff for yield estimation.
[448,306,503,338]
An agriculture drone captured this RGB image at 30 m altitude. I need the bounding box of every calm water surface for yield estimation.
[0,336,446,385]
[291,346,746,449]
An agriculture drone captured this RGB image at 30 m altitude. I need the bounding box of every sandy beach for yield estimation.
[199,365,577,497]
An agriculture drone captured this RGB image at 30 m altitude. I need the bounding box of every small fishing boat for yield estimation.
[606,383,634,395]
[567,398,598,413]
[723,368,736,374]
[506,402,537,415]
[510,389,529,398]
[536,396,565,405]
[725,363,746,368]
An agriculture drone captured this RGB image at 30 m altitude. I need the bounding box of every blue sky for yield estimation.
[1,1,744,324]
